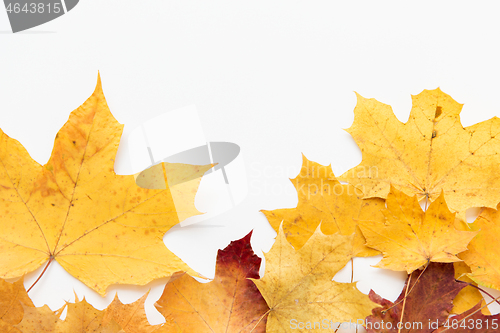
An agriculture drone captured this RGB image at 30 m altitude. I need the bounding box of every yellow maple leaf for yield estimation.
[251,225,375,333]
[0,75,211,295]
[459,204,500,292]
[262,154,384,255]
[339,88,500,219]
[358,186,476,273]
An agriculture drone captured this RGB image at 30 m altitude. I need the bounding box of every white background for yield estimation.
[1,1,500,330]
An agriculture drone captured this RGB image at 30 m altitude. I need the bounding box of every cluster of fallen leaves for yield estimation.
[2,76,500,332]
[263,88,500,332]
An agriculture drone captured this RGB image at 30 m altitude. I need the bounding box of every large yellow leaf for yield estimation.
[0,75,211,295]
[459,204,500,291]
[262,155,384,255]
[252,225,374,333]
[339,88,500,219]
[357,187,476,273]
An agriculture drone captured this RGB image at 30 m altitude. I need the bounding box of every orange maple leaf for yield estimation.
[155,232,269,333]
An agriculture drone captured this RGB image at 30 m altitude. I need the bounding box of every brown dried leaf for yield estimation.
[365,263,466,333]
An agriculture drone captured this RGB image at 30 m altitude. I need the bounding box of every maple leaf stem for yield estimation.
[438,294,500,333]
[333,259,356,333]
[27,255,54,293]
[461,281,500,307]
[382,261,429,314]
[343,261,359,333]
[398,273,411,333]
[334,323,359,332]
[351,258,354,283]
[249,309,270,332]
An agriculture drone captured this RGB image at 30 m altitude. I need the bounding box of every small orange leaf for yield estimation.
[15,303,59,333]
[155,231,269,333]
[15,297,124,333]
[0,278,33,326]
[103,294,169,333]
[460,204,500,292]
[57,297,123,333]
